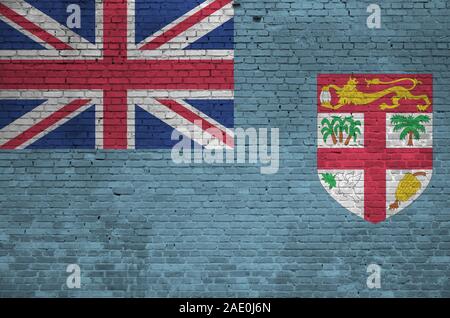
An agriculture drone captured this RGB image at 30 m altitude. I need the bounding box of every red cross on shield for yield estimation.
[317,74,433,223]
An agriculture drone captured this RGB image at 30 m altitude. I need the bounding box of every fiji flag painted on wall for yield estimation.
[0,0,235,150]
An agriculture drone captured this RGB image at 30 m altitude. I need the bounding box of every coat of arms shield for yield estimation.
[317,74,433,223]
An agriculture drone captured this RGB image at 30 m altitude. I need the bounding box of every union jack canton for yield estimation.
[0,0,234,149]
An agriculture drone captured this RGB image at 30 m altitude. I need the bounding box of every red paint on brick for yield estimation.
[317,74,433,114]
[0,0,235,150]
[0,3,73,50]
[317,74,433,223]
[103,90,128,149]
[157,99,234,148]
[141,0,233,50]
[0,60,234,90]
[0,99,91,149]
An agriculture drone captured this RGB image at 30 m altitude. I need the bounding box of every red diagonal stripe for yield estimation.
[0,0,235,151]
[0,99,91,149]
[141,0,233,50]
[0,3,73,51]
[157,99,234,148]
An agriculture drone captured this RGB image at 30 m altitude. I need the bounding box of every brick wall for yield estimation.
[0,0,449,297]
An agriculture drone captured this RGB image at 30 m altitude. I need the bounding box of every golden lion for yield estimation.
[320,77,431,111]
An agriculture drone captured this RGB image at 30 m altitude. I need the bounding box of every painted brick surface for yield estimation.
[1,0,450,297]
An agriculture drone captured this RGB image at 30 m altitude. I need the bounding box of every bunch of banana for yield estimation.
[389,172,427,210]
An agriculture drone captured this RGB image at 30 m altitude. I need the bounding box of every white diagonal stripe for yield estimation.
[128,0,233,60]
[137,0,218,48]
[17,102,94,149]
[129,90,234,137]
[157,4,233,51]
[174,99,234,138]
[0,12,55,50]
[0,0,102,59]
[136,97,233,150]
[0,90,102,148]
[138,2,233,51]
[0,98,89,147]
[1,0,94,49]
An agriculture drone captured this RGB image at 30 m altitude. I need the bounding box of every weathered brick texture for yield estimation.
[0,0,450,297]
